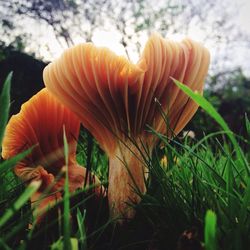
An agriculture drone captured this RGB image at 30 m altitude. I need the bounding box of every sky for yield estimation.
[238,0,250,32]
[229,0,250,75]
[6,0,250,76]
[91,0,250,75]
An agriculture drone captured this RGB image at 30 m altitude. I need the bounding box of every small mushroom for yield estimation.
[2,88,102,222]
[43,33,210,220]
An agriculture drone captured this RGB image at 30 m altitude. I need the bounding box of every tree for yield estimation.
[0,0,248,75]
[188,69,250,138]
[0,49,46,115]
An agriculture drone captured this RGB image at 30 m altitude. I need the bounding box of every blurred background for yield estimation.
[0,0,249,138]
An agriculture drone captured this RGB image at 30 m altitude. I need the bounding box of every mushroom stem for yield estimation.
[108,140,148,220]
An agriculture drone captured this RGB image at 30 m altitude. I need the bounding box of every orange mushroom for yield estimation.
[43,33,210,220]
[2,88,102,222]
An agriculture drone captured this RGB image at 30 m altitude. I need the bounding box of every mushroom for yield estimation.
[2,88,102,221]
[43,33,210,220]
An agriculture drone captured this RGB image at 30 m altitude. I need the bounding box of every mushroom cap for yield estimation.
[43,33,210,155]
[2,88,104,222]
[44,43,144,154]
[2,88,82,189]
[138,34,210,138]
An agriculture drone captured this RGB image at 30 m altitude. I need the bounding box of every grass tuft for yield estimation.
[0,75,249,249]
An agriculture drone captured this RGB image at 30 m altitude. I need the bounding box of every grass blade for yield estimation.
[76,208,87,250]
[245,114,250,137]
[63,127,71,250]
[0,72,12,147]
[204,210,217,250]
[239,178,250,227]
[0,147,33,176]
[51,237,78,250]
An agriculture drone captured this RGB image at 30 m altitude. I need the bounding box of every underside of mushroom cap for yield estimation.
[44,44,146,155]
[43,34,210,155]
[139,34,210,140]
[2,88,81,186]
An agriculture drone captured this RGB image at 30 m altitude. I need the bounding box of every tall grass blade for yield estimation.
[225,160,233,217]
[76,208,87,250]
[0,147,33,176]
[239,178,250,227]
[63,127,71,250]
[51,237,78,250]
[0,72,12,147]
[245,114,250,137]
[204,210,217,250]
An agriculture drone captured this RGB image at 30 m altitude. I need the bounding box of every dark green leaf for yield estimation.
[0,72,12,147]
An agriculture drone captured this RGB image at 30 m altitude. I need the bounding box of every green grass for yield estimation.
[63,128,72,250]
[205,210,217,250]
[0,75,249,249]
